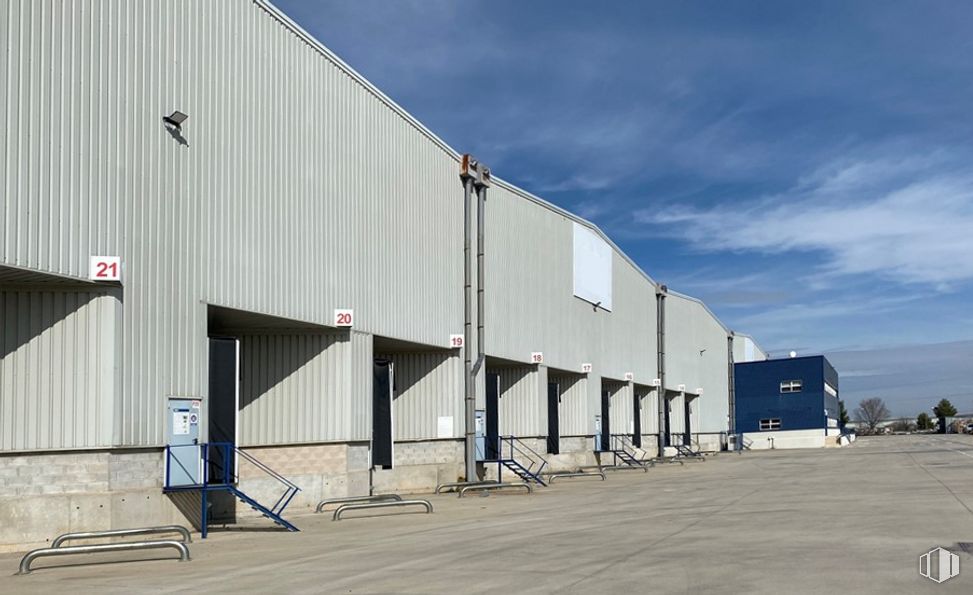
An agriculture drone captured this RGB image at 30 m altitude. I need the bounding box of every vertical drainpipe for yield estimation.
[461,155,490,483]
[461,160,475,482]
[727,333,736,445]
[656,285,668,453]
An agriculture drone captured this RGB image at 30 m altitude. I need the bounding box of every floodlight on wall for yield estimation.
[163,110,189,130]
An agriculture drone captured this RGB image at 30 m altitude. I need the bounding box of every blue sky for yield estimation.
[274,0,973,414]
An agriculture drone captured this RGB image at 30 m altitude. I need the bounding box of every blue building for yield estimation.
[734,355,842,449]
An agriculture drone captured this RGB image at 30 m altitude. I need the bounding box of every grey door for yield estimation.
[166,398,202,487]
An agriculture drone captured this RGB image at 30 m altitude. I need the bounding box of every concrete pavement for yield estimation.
[2,434,972,594]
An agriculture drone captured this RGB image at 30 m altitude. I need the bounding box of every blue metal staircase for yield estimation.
[164,442,300,537]
[609,434,652,468]
[494,436,548,486]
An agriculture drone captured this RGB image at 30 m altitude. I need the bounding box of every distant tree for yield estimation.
[932,399,956,434]
[890,418,915,432]
[855,398,890,434]
[838,400,850,427]
[916,412,933,430]
[933,399,958,418]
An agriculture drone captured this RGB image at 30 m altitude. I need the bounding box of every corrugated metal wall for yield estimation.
[669,392,686,436]
[1,0,751,452]
[607,382,633,436]
[694,306,730,433]
[495,365,545,437]
[636,385,658,435]
[549,371,587,436]
[237,332,368,445]
[0,288,118,450]
[0,0,463,447]
[377,351,463,441]
[485,184,658,385]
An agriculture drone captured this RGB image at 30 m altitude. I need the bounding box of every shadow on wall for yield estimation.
[166,491,204,532]
[237,333,335,411]
[376,351,453,399]
[0,284,114,360]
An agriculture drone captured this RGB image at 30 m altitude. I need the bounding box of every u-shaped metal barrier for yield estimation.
[458,482,533,497]
[18,540,191,575]
[315,494,402,513]
[332,499,433,521]
[548,471,606,482]
[435,480,498,494]
[50,525,192,548]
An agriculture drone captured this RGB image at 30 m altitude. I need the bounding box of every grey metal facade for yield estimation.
[1,0,759,456]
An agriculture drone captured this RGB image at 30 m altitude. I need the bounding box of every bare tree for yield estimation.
[855,398,891,434]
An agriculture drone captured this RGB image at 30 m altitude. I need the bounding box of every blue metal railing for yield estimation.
[164,442,301,536]
[499,436,548,479]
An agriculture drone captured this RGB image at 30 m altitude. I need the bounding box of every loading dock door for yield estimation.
[486,372,501,460]
[547,382,560,454]
[373,359,394,469]
[600,390,611,451]
[208,338,239,483]
[632,392,642,448]
[684,396,693,446]
[663,394,672,448]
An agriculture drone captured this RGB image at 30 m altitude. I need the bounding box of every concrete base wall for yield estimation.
[372,440,466,494]
[482,436,597,480]
[0,435,605,549]
[0,449,187,552]
[742,429,826,450]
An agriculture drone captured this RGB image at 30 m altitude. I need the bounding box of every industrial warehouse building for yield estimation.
[734,355,843,450]
[1,0,765,549]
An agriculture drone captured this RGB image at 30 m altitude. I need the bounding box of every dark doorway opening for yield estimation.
[632,391,642,448]
[208,337,238,483]
[373,359,394,469]
[600,389,611,451]
[547,382,560,454]
[486,372,501,460]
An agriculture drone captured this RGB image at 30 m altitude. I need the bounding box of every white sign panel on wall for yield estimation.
[89,256,121,281]
[334,309,354,327]
[437,416,454,438]
[572,222,613,311]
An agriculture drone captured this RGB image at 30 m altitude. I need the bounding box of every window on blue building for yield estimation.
[759,418,781,430]
[780,380,803,393]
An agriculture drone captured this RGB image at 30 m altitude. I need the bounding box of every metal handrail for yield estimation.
[611,434,648,458]
[203,442,301,514]
[549,471,606,482]
[435,480,498,494]
[18,540,190,574]
[315,494,402,513]
[500,436,548,478]
[332,500,433,520]
[51,525,192,548]
[458,482,533,497]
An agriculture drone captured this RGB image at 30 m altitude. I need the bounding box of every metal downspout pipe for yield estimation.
[462,173,475,481]
[656,285,668,453]
[728,333,736,441]
[461,155,490,483]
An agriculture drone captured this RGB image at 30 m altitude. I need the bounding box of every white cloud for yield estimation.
[637,152,973,286]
